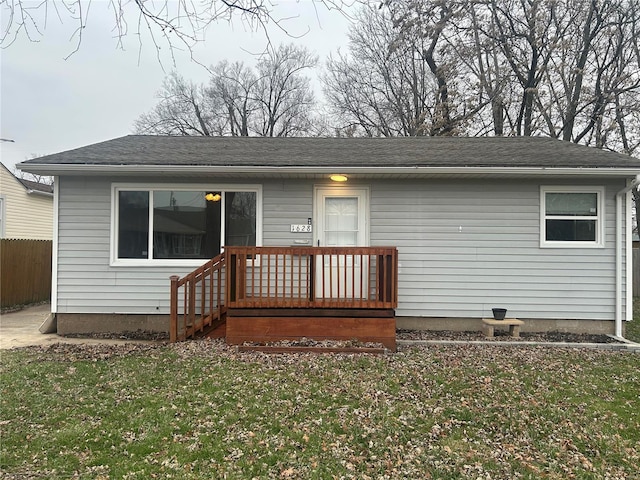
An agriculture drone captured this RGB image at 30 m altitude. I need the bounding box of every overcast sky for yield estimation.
[0,1,355,173]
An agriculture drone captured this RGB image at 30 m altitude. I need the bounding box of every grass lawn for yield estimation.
[1,341,638,479]
[627,297,640,343]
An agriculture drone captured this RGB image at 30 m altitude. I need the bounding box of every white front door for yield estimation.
[314,187,369,299]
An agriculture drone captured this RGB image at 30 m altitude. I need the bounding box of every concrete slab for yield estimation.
[0,304,160,350]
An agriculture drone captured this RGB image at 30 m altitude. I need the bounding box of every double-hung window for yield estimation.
[113,185,261,264]
[540,186,604,248]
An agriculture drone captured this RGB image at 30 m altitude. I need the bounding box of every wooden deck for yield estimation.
[170,246,398,350]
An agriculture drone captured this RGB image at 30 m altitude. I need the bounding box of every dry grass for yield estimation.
[1,340,638,479]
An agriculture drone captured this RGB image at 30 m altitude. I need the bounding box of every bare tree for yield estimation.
[208,61,258,137]
[254,44,318,137]
[135,44,319,137]
[0,0,357,62]
[323,5,443,136]
[386,0,480,136]
[457,1,512,136]
[324,3,492,137]
[362,0,640,148]
[480,0,564,136]
[134,72,216,136]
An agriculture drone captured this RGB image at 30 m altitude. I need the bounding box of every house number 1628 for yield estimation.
[290,224,312,233]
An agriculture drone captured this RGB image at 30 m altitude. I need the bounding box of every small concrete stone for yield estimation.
[482,318,524,338]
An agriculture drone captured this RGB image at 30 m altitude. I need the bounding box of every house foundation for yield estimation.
[55,313,169,336]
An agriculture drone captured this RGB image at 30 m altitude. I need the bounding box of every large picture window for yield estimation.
[540,186,604,248]
[114,185,260,263]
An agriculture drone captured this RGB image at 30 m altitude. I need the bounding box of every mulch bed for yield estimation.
[64,329,622,344]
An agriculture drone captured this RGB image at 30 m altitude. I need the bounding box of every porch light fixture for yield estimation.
[330,174,348,182]
[205,192,221,202]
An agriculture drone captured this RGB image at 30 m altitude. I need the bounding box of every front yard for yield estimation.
[1,340,638,479]
[628,297,640,342]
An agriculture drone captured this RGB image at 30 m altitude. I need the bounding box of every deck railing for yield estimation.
[226,246,398,310]
[170,252,226,342]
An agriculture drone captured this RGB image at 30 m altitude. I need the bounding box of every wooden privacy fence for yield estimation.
[1,239,52,308]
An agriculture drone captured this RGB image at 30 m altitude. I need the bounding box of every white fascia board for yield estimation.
[26,189,54,198]
[17,163,640,177]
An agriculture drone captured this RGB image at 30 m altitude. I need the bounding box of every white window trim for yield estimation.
[540,186,605,248]
[110,183,262,267]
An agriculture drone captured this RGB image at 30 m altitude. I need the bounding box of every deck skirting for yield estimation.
[225,308,396,351]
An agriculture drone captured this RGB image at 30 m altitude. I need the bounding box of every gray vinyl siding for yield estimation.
[55,176,629,322]
[369,178,626,321]
[55,177,312,314]
[263,180,313,246]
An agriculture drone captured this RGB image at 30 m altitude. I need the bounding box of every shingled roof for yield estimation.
[18,135,640,172]
[18,178,54,195]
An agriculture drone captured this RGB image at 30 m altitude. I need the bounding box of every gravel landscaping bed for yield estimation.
[397,329,623,343]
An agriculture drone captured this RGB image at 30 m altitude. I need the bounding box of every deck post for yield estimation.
[385,253,393,304]
[170,275,179,342]
[228,252,237,304]
[308,251,315,302]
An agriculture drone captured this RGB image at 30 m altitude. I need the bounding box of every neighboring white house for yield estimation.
[17,135,640,338]
[0,162,54,240]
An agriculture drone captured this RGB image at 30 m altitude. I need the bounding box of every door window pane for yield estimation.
[324,197,358,247]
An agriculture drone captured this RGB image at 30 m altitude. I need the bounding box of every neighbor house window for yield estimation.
[540,186,604,248]
[114,185,260,263]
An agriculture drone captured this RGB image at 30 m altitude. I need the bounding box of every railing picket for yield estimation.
[359,253,364,308]
[182,283,188,340]
[199,273,205,332]
[249,250,254,307]
[298,250,303,306]
[329,252,335,306]
[208,267,214,326]
[275,253,280,306]
[289,249,294,308]
[170,276,179,342]
[320,251,325,304]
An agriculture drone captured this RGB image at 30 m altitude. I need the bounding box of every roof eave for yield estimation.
[16,163,640,177]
